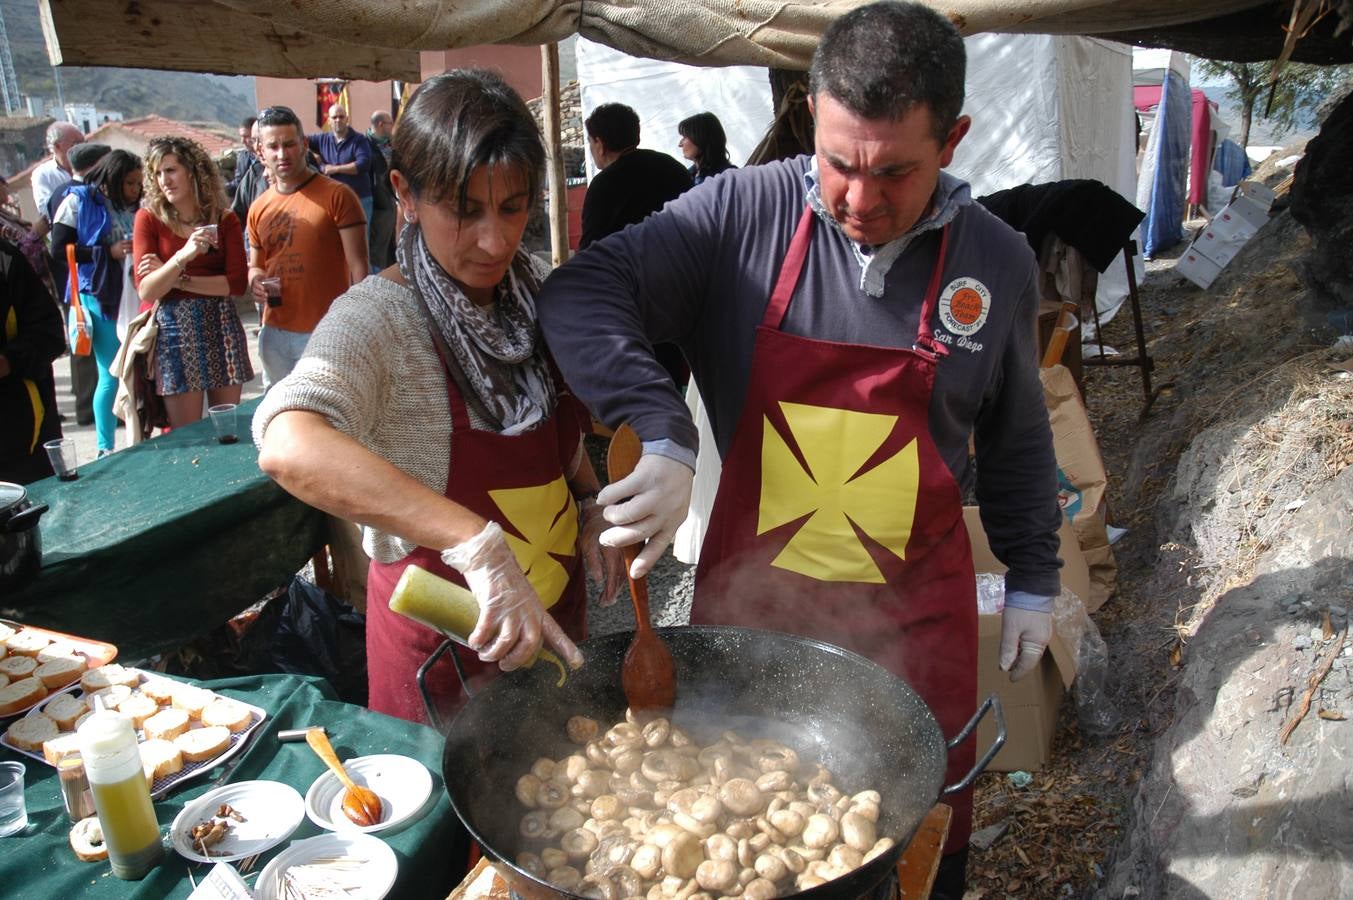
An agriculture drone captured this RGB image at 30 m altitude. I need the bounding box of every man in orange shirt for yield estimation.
[247,105,369,387]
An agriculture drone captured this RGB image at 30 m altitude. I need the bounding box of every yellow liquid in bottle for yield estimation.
[90,773,163,876]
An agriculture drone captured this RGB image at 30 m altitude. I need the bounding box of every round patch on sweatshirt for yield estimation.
[938,278,991,336]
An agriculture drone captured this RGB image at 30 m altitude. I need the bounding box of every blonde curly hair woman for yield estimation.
[132,135,253,427]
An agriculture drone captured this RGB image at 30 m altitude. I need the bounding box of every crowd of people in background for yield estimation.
[0,92,733,484]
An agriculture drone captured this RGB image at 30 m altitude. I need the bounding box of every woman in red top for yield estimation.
[133,136,253,427]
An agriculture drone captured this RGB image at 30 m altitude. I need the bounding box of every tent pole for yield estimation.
[542,42,569,267]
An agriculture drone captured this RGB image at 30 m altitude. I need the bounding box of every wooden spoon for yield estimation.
[305,727,384,827]
[606,424,678,712]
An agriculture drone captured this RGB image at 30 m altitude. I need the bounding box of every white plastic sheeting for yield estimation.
[574,37,775,180]
[950,34,1142,326]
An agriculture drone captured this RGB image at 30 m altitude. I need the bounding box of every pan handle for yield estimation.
[939,693,1005,796]
[417,638,475,732]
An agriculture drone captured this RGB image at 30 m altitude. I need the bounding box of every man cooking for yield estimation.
[536,3,1062,895]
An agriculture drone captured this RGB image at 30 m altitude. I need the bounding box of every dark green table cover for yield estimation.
[0,673,463,899]
[4,398,327,659]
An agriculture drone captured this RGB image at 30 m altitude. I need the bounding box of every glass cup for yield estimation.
[259,276,282,308]
[43,438,79,481]
[0,761,27,837]
[208,404,239,445]
[201,224,219,247]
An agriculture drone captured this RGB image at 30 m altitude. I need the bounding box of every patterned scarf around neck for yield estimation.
[397,222,555,435]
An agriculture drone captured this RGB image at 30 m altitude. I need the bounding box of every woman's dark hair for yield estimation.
[86,149,143,213]
[678,112,732,176]
[808,1,965,142]
[390,69,545,212]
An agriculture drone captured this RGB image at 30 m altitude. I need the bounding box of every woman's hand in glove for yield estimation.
[999,605,1052,682]
[596,453,693,579]
[579,499,625,607]
[441,521,583,672]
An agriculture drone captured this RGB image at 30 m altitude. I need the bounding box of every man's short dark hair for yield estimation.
[808,1,965,141]
[584,104,640,154]
[240,115,257,131]
[257,105,303,131]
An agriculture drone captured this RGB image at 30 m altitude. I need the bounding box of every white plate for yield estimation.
[254,832,398,900]
[304,754,432,834]
[170,780,305,863]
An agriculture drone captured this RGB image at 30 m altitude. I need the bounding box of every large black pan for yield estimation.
[442,626,1004,899]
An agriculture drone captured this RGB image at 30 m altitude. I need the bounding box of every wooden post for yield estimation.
[541,42,569,267]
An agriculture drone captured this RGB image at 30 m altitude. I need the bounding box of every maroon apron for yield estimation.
[365,344,588,726]
[693,207,978,853]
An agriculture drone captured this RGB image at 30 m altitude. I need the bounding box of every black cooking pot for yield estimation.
[442,626,1004,900]
[0,481,48,594]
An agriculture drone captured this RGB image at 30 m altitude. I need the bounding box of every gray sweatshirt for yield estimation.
[537,155,1062,598]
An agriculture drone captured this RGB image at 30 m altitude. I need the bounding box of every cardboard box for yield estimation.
[1176,246,1224,288]
[965,506,1082,772]
[1236,180,1275,209]
[1226,193,1271,231]
[1193,206,1258,268]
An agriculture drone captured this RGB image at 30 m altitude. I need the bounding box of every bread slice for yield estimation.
[139,738,184,783]
[0,676,48,716]
[0,672,7,689]
[42,731,84,765]
[201,698,252,733]
[88,684,132,711]
[139,678,177,706]
[37,643,82,664]
[0,655,37,680]
[4,629,50,657]
[34,657,85,691]
[70,816,108,862]
[45,692,90,730]
[0,621,15,644]
[143,707,190,742]
[170,684,215,720]
[80,664,139,693]
[174,725,231,763]
[0,641,7,660]
[119,693,159,729]
[6,712,59,751]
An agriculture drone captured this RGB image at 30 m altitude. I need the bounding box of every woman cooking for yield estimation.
[254,70,623,725]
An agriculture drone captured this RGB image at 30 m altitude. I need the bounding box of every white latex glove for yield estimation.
[999,606,1052,682]
[596,453,693,579]
[441,521,583,672]
[579,498,625,607]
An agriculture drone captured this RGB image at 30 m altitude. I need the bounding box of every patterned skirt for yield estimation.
[154,295,255,395]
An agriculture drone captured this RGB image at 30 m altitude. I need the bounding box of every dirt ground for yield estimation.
[964,183,1353,897]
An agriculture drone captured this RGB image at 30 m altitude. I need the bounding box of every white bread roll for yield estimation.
[119,693,159,729]
[5,712,58,751]
[0,676,48,716]
[139,678,176,706]
[174,725,231,763]
[70,816,108,862]
[171,685,215,720]
[80,663,139,693]
[0,655,38,680]
[42,731,83,765]
[143,707,190,742]
[139,738,185,783]
[201,699,252,733]
[34,657,84,691]
[5,629,51,657]
[45,692,89,730]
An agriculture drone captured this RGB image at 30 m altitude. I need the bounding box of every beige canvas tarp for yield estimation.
[42,0,1277,80]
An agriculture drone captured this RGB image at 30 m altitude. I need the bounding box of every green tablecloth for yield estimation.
[0,674,463,899]
[5,398,327,659]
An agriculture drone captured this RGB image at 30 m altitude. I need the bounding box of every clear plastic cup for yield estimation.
[0,761,27,837]
[208,403,239,445]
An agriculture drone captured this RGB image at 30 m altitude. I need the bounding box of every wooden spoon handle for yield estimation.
[306,727,357,791]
